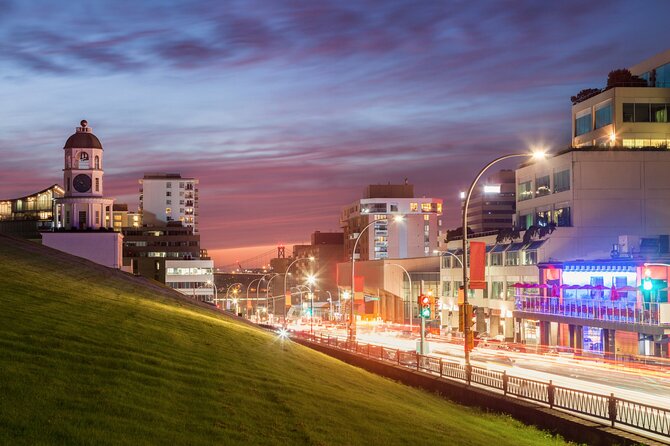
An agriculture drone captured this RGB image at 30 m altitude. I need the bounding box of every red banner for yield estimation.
[469,241,486,290]
[354,276,365,292]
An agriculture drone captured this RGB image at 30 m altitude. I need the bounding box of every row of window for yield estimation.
[622,103,669,123]
[517,170,570,201]
[575,103,612,137]
[167,281,211,289]
[442,280,522,300]
[640,62,670,88]
[166,267,213,275]
[165,182,193,189]
[518,206,571,229]
[442,248,540,269]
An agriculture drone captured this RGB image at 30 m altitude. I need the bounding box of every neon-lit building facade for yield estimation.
[514,259,670,357]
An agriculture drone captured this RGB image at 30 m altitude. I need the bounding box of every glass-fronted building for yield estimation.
[0,184,64,238]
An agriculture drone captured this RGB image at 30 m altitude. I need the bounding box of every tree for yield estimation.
[445,226,474,243]
[522,223,557,244]
[570,88,601,105]
[496,228,520,244]
[606,68,647,89]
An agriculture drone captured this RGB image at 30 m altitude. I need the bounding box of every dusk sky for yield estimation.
[1,0,669,267]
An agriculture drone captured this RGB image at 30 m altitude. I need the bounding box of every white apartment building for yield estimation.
[140,173,198,233]
[572,49,670,148]
[341,183,443,261]
[165,259,215,302]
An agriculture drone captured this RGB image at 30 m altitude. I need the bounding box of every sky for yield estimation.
[1,0,669,267]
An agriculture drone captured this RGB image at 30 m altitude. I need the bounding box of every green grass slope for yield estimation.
[0,235,566,446]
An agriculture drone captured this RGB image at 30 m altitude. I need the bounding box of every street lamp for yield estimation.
[306,274,317,334]
[349,214,404,341]
[264,273,281,320]
[256,273,273,321]
[461,150,546,366]
[384,263,413,333]
[226,282,243,312]
[245,277,263,318]
[283,256,315,324]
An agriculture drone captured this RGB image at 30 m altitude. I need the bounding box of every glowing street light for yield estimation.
[461,150,547,366]
[349,214,404,341]
[283,256,316,324]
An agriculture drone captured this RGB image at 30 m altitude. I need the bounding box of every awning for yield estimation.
[491,244,509,253]
[507,242,525,252]
[485,245,495,253]
[525,240,546,250]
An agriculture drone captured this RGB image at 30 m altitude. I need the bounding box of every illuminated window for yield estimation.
[535,175,550,196]
[166,208,172,213]
[517,181,533,201]
[421,203,433,212]
[410,202,418,212]
[436,203,442,213]
[423,214,430,221]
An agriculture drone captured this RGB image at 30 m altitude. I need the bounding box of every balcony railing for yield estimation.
[515,295,668,326]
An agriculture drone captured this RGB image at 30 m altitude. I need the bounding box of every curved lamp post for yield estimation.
[265,273,281,318]
[226,282,243,312]
[283,256,315,323]
[245,277,263,318]
[461,151,546,366]
[384,263,413,333]
[349,215,404,341]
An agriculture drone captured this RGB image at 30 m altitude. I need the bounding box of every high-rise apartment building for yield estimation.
[461,169,515,233]
[341,183,443,261]
[139,173,198,233]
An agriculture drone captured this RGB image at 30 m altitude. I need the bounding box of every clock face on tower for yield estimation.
[73,174,92,193]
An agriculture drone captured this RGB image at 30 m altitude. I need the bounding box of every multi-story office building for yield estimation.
[111,203,141,231]
[337,256,440,324]
[139,173,199,233]
[291,231,345,301]
[165,259,215,302]
[461,169,515,233]
[121,223,213,301]
[440,51,670,355]
[572,49,670,148]
[341,183,443,261]
[0,184,64,238]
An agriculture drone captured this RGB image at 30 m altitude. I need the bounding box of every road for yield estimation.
[287,321,670,410]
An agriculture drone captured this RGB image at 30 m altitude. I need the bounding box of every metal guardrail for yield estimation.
[293,332,670,440]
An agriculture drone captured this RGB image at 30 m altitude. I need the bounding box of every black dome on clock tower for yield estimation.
[63,119,103,149]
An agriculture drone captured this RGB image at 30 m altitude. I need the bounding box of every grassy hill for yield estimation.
[0,235,567,445]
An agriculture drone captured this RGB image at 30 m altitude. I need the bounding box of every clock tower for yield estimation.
[55,120,114,230]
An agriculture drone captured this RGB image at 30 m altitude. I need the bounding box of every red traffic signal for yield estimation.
[419,295,431,306]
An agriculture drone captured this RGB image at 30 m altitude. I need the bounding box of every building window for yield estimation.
[95,178,100,192]
[635,103,650,122]
[79,152,90,169]
[442,281,451,297]
[554,206,571,227]
[166,208,171,213]
[505,282,516,300]
[623,103,635,122]
[179,182,184,188]
[536,210,551,227]
[535,175,550,196]
[94,156,100,169]
[651,104,668,123]
[519,214,533,231]
[553,170,570,193]
[95,210,100,224]
[66,210,70,225]
[166,191,172,197]
[594,102,612,129]
[166,182,172,188]
[575,112,591,136]
[505,251,520,266]
[410,202,418,212]
[491,281,504,300]
[523,250,538,265]
[517,181,533,201]
[490,252,503,266]
[166,200,172,205]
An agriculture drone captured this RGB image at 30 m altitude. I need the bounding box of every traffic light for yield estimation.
[641,268,655,292]
[419,294,431,319]
[458,304,475,332]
